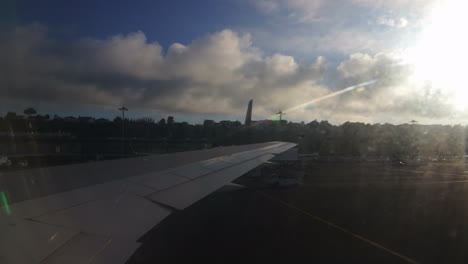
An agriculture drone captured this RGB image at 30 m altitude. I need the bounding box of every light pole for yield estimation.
[276,110,286,121]
[118,106,128,157]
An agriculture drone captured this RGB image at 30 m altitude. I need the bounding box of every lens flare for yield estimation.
[1,192,11,215]
[405,0,468,110]
[280,80,378,116]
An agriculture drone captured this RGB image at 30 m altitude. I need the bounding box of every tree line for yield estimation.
[0,108,466,160]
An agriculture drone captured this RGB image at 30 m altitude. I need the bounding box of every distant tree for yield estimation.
[167,116,174,125]
[203,120,215,127]
[4,112,17,120]
[158,118,166,125]
[136,117,154,123]
[23,107,37,117]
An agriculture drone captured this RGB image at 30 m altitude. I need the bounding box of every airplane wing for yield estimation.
[0,141,296,264]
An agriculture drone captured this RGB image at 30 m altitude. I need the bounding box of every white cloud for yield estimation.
[377,16,409,28]
[165,30,259,85]
[251,0,432,24]
[283,0,324,22]
[351,0,429,10]
[325,52,460,123]
[268,50,466,124]
[254,0,279,13]
[244,0,431,62]
[75,32,165,79]
[253,28,384,55]
[265,54,298,75]
[250,0,329,23]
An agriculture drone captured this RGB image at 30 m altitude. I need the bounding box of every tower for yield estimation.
[245,99,253,126]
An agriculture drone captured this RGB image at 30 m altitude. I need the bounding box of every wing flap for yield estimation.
[148,153,275,210]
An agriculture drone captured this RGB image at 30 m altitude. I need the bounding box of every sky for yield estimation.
[1,0,468,124]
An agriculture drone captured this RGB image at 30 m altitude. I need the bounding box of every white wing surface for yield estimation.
[0,141,296,264]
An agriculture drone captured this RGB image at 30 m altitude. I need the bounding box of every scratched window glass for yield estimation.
[1,0,467,263]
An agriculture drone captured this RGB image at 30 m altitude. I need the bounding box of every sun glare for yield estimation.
[406,0,468,110]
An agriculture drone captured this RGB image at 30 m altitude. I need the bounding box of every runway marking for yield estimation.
[257,191,419,264]
[422,180,468,184]
[384,169,468,185]
[389,169,468,177]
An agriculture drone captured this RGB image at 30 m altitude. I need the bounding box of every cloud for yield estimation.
[74,32,165,80]
[254,0,279,14]
[315,52,461,123]
[377,16,408,28]
[351,0,429,11]
[272,50,464,124]
[251,0,432,24]
[246,0,424,58]
[251,0,345,23]
[251,28,385,56]
[1,23,464,124]
[0,24,327,119]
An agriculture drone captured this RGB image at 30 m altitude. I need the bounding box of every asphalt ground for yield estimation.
[128,162,468,264]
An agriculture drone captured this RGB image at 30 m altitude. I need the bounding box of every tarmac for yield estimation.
[127,161,468,263]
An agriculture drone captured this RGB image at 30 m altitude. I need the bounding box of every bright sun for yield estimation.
[406,0,468,110]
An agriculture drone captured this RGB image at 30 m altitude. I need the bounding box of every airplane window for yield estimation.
[1,0,467,263]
